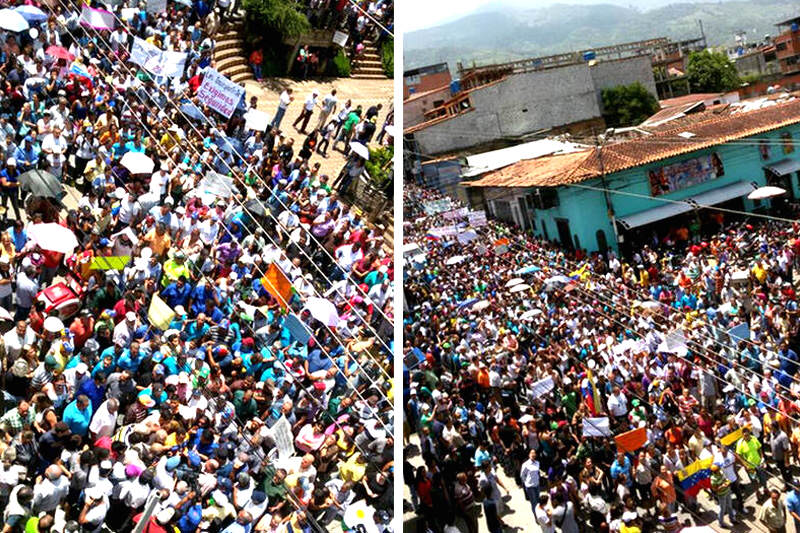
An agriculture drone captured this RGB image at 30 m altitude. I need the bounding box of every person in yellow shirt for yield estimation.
[142,222,172,259]
[752,260,768,286]
[162,252,191,287]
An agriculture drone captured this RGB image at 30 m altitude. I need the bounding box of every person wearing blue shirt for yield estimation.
[8,219,26,252]
[161,277,193,308]
[787,486,800,531]
[99,344,123,368]
[62,395,93,437]
[779,342,799,376]
[92,356,116,379]
[77,373,106,412]
[162,353,191,376]
[610,451,633,487]
[13,136,38,171]
[116,342,144,373]
[305,347,331,374]
[188,282,217,317]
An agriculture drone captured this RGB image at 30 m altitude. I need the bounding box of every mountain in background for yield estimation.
[404,0,799,71]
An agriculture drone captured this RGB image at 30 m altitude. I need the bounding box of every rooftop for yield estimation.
[467,97,800,188]
[404,85,451,103]
[775,15,800,27]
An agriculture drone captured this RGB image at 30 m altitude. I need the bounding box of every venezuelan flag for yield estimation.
[676,457,713,497]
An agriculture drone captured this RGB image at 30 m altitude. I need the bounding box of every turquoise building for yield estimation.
[465,98,800,255]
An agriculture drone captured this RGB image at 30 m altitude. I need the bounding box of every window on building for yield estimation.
[759,139,771,160]
[596,230,608,253]
[777,42,788,52]
[782,132,794,154]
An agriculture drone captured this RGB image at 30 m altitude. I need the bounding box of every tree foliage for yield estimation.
[686,50,742,93]
[242,0,310,41]
[330,49,351,77]
[365,145,393,188]
[381,38,394,78]
[601,82,660,128]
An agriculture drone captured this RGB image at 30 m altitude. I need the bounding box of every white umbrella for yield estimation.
[445,255,466,265]
[349,141,370,160]
[120,152,155,174]
[304,297,340,327]
[28,223,79,254]
[0,9,29,32]
[0,307,11,321]
[384,125,396,138]
[44,316,64,333]
[748,186,786,200]
[520,309,543,320]
[505,278,525,288]
[343,500,378,533]
[472,300,491,311]
[509,283,531,293]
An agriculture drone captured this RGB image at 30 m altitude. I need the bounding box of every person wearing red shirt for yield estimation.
[69,309,95,349]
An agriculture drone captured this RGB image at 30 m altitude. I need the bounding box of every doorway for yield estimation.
[555,218,574,250]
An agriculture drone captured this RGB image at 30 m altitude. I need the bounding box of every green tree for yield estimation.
[242,0,310,42]
[686,50,742,93]
[381,38,394,78]
[601,82,660,128]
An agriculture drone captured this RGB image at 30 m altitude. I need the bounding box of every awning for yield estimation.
[618,181,756,230]
[766,159,800,176]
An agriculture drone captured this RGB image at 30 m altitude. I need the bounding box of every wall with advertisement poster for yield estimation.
[647,152,725,196]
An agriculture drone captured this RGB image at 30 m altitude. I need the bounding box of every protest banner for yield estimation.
[728,323,750,343]
[468,210,487,227]
[196,68,245,119]
[79,5,115,30]
[261,263,293,309]
[443,207,468,220]
[457,230,478,244]
[582,417,611,437]
[145,50,187,78]
[284,314,311,344]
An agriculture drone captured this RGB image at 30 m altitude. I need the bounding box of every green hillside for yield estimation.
[404,0,799,71]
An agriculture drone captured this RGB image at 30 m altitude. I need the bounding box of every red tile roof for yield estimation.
[467,97,800,188]
[659,93,723,108]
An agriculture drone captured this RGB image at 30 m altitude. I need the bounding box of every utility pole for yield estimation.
[596,129,619,252]
[698,19,707,48]
[132,490,164,533]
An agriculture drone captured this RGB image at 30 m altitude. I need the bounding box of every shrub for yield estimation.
[331,49,351,78]
[365,145,393,188]
[380,38,393,78]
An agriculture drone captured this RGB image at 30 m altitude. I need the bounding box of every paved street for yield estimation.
[241,77,393,178]
[402,434,799,533]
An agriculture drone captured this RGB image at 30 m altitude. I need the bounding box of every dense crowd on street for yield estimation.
[403,183,800,533]
[0,1,394,532]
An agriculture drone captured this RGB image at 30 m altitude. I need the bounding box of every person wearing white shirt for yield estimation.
[520,449,542,514]
[41,126,68,177]
[4,320,36,359]
[271,88,293,128]
[32,465,70,514]
[607,387,628,418]
[292,89,319,134]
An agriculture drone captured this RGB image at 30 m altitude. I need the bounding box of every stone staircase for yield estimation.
[213,12,254,84]
[351,39,389,80]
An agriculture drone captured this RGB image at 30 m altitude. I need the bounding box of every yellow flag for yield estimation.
[90,256,131,270]
[720,426,747,447]
[147,294,176,330]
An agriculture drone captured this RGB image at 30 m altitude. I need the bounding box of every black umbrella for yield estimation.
[19,169,63,199]
[244,198,267,218]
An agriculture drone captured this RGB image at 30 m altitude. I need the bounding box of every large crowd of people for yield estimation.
[403,183,800,533]
[0,1,394,532]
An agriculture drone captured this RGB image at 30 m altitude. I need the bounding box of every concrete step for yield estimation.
[351,73,389,80]
[231,72,254,83]
[215,39,244,52]
[216,30,241,41]
[223,63,253,79]
[351,66,386,75]
[216,55,247,72]
[214,46,244,61]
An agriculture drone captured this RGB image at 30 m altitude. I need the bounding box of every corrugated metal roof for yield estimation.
[467,98,800,188]
[462,139,587,177]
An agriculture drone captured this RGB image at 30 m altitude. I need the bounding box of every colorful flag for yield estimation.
[582,417,611,437]
[720,427,745,447]
[89,256,130,270]
[676,457,714,497]
[147,294,175,331]
[261,263,293,309]
[69,62,92,80]
[615,427,647,453]
[569,263,590,281]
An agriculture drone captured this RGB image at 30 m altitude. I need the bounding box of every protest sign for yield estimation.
[147,294,176,330]
[90,256,131,270]
[443,207,468,220]
[79,5,115,30]
[196,68,245,119]
[130,37,161,69]
[615,427,647,452]
[530,376,554,399]
[145,50,187,78]
[244,109,271,132]
[146,0,167,13]
[284,314,311,344]
[457,230,478,244]
[728,323,750,343]
[270,416,295,459]
[332,30,349,47]
[582,417,611,437]
[197,171,234,198]
[468,210,487,227]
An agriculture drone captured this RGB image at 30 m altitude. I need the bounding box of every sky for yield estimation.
[403,0,498,32]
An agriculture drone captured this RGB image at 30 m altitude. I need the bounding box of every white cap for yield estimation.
[114,187,127,199]
[125,311,136,322]
[76,363,88,374]
[6,158,15,166]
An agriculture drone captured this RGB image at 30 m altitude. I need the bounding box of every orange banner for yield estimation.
[261,263,293,309]
[615,426,647,453]
[494,238,510,247]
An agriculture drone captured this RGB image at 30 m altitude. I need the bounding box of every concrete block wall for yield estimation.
[589,55,658,113]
